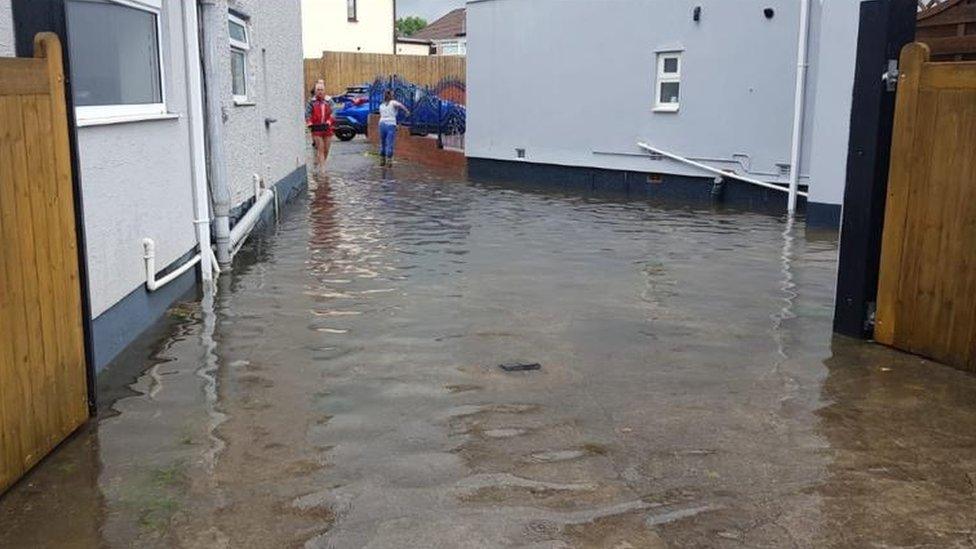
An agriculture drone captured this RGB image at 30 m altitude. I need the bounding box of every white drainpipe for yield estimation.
[229,174,277,253]
[787,0,812,215]
[143,1,215,292]
[184,0,215,283]
[637,142,809,197]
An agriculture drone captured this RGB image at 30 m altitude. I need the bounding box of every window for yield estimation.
[347,0,357,22]
[65,0,165,122]
[229,13,250,102]
[655,52,681,112]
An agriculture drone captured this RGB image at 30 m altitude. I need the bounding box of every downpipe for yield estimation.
[199,0,233,269]
[787,0,812,215]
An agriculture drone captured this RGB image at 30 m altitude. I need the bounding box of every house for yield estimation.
[916,0,976,60]
[411,8,466,56]
[397,36,433,56]
[2,0,307,371]
[467,0,871,227]
[302,0,395,57]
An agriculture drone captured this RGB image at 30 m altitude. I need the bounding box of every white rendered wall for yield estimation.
[302,0,394,57]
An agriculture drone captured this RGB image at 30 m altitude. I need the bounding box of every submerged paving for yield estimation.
[3,142,976,548]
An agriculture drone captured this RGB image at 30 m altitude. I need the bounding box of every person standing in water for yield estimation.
[306,80,334,174]
[378,90,410,167]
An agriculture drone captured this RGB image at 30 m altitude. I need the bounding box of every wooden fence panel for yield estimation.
[876,42,976,372]
[305,52,465,95]
[918,0,976,60]
[0,33,88,494]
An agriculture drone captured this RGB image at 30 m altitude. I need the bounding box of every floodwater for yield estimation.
[3,142,976,548]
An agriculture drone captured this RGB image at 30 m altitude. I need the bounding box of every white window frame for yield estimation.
[71,0,168,124]
[654,52,682,113]
[229,13,251,103]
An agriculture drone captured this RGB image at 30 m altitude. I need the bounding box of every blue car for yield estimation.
[332,99,370,141]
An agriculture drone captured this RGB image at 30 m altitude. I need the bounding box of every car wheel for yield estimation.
[335,128,356,142]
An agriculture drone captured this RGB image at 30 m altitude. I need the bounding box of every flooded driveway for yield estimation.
[3,142,976,548]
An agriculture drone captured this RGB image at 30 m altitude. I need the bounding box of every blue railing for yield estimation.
[368,76,466,150]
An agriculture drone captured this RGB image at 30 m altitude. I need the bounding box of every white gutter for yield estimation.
[183,0,214,283]
[637,142,809,197]
[787,0,812,214]
[229,174,277,253]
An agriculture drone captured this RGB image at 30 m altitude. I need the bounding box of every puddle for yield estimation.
[3,142,976,548]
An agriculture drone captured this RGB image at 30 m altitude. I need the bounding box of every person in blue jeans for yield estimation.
[378,90,410,167]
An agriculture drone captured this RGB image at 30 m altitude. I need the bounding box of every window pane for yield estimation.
[663,57,679,74]
[347,0,357,20]
[229,20,247,43]
[660,82,680,104]
[66,0,162,107]
[231,50,246,96]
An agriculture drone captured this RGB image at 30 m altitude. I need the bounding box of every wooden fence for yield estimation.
[917,0,976,60]
[875,42,976,372]
[1,33,89,494]
[305,52,465,96]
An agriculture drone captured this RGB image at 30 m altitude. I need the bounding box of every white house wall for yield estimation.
[467,0,856,207]
[78,0,197,319]
[301,0,394,56]
[223,0,307,208]
[0,0,13,57]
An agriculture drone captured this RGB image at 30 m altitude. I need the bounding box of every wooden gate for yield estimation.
[1,33,89,493]
[876,42,976,372]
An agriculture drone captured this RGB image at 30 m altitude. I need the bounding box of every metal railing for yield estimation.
[368,75,466,150]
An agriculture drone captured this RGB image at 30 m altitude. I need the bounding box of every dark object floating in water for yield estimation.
[499,362,541,372]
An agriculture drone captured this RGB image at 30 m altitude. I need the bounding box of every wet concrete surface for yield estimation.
[3,141,976,548]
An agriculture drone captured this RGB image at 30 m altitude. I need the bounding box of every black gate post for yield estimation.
[12,0,97,414]
[833,0,917,339]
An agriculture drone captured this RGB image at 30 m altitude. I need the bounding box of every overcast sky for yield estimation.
[397,0,467,21]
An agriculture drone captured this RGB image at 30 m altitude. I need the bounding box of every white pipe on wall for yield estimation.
[229,174,277,252]
[637,142,809,197]
[182,0,214,282]
[142,239,202,292]
[787,0,812,214]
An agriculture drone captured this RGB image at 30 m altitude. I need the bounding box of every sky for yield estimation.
[397,0,467,22]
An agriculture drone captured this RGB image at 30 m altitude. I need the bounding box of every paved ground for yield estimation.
[2,141,976,548]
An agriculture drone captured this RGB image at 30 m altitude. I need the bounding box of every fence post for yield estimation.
[437,97,444,149]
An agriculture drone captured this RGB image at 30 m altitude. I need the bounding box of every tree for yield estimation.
[396,16,428,37]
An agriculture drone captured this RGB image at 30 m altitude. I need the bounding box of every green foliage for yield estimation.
[396,16,428,37]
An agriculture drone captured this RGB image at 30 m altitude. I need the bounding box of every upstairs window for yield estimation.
[655,52,681,112]
[347,0,357,22]
[229,13,250,102]
[65,0,165,122]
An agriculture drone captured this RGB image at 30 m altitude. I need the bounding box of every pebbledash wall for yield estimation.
[0,0,12,56]
[221,0,307,214]
[466,0,865,227]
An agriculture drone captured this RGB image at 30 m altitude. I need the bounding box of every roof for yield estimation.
[918,0,966,19]
[411,8,466,41]
[396,36,433,45]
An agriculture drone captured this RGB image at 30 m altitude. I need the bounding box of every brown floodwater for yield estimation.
[2,142,976,548]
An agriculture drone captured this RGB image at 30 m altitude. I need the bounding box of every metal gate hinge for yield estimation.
[882,59,900,92]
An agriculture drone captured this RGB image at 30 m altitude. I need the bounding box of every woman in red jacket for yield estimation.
[306,80,334,174]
